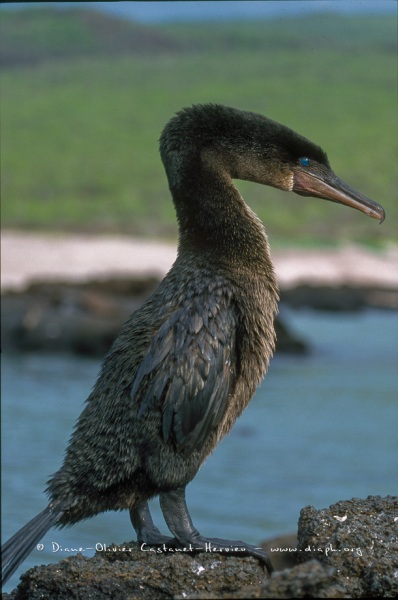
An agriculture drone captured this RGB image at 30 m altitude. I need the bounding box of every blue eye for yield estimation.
[299,157,310,167]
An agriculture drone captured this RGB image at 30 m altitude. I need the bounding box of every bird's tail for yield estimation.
[1,504,62,586]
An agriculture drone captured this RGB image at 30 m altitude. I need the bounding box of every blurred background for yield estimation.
[1,1,397,592]
[1,0,397,242]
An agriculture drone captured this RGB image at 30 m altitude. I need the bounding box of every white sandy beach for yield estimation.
[2,230,398,292]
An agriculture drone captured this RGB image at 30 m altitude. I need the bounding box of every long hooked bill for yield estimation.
[293,169,385,223]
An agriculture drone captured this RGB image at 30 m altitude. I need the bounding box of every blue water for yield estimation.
[2,308,397,592]
[3,2,395,24]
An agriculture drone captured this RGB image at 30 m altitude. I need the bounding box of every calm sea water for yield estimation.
[2,308,397,592]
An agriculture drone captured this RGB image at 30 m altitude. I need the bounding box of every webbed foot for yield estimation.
[159,487,273,574]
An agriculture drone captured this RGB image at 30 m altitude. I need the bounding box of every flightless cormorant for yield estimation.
[2,104,385,584]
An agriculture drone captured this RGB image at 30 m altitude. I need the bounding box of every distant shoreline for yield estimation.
[2,230,398,292]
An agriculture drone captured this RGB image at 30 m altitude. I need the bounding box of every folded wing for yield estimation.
[131,293,237,453]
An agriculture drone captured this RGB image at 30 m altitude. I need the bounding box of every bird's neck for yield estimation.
[170,162,275,281]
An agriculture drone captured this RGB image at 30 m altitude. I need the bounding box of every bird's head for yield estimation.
[160,104,385,223]
[224,106,385,223]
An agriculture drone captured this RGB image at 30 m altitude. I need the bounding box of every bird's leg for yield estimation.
[159,486,273,574]
[130,502,173,545]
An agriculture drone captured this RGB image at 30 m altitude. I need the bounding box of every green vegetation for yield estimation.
[1,8,396,245]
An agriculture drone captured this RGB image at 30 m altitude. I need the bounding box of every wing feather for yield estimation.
[131,292,236,452]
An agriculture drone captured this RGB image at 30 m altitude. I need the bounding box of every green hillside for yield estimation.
[0,8,180,67]
[1,8,396,245]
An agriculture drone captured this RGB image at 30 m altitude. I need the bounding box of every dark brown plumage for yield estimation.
[1,104,385,584]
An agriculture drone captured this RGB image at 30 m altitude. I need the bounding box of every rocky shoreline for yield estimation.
[2,275,397,357]
[3,496,397,599]
[2,232,397,356]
